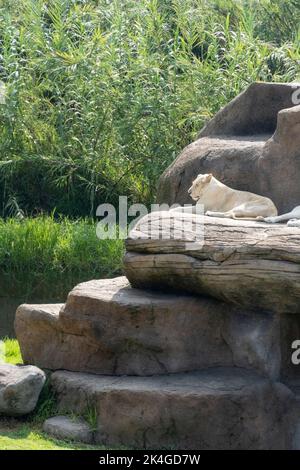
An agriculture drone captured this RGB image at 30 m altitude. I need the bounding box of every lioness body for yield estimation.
[170,174,278,220]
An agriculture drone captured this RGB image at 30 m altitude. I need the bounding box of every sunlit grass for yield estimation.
[2,337,22,364]
[0,423,110,450]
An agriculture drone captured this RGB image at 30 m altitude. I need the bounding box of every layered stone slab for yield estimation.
[125,212,300,313]
[50,367,295,450]
[15,276,285,378]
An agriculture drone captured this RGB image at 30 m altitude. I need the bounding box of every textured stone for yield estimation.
[15,276,284,379]
[258,104,300,214]
[50,368,295,450]
[43,416,94,444]
[125,212,300,313]
[282,379,300,450]
[14,303,64,366]
[157,82,300,214]
[0,363,45,416]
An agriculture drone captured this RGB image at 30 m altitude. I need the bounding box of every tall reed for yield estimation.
[0,0,298,216]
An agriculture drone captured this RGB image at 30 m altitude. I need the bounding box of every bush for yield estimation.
[0,216,124,298]
[0,0,298,216]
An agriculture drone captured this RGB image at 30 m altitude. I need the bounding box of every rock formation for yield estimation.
[14,82,300,449]
[14,277,283,379]
[15,214,300,448]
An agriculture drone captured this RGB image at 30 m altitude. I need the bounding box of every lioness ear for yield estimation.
[205,173,213,183]
[192,174,202,184]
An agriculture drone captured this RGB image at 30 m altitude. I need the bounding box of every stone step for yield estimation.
[50,367,295,450]
[15,277,283,378]
[43,416,94,444]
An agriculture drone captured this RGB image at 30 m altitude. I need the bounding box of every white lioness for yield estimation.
[170,173,278,220]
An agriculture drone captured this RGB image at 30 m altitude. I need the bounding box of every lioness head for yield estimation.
[188,173,213,201]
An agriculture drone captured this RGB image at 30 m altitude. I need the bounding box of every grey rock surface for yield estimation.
[15,276,282,378]
[50,367,295,450]
[0,363,45,416]
[43,416,94,444]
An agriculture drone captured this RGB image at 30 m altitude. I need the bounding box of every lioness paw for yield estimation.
[287,219,300,227]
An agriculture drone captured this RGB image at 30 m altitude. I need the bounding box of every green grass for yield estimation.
[2,337,22,364]
[0,215,124,298]
[0,421,111,450]
[0,0,298,216]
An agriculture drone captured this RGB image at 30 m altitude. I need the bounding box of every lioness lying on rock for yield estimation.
[170,173,278,220]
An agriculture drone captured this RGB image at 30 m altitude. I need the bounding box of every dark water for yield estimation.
[0,274,116,338]
[0,273,87,338]
[0,296,63,338]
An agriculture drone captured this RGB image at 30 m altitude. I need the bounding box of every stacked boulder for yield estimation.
[15,82,300,449]
[15,214,300,448]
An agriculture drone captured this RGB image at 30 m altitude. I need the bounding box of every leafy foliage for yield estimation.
[0,0,298,216]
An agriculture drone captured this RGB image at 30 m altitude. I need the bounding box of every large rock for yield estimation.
[50,367,295,450]
[0,363,45,416]
[125,212,300,314]
[14,303,64,366]
[157,82,300,214]
[15,277,283,378]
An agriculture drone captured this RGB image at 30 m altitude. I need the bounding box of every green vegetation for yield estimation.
[0,421,112,450]
[0,216,124,298]
[84,405,98,432]
[0,0,298,217]
[2,336,22,363]
[0,338,113,450]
